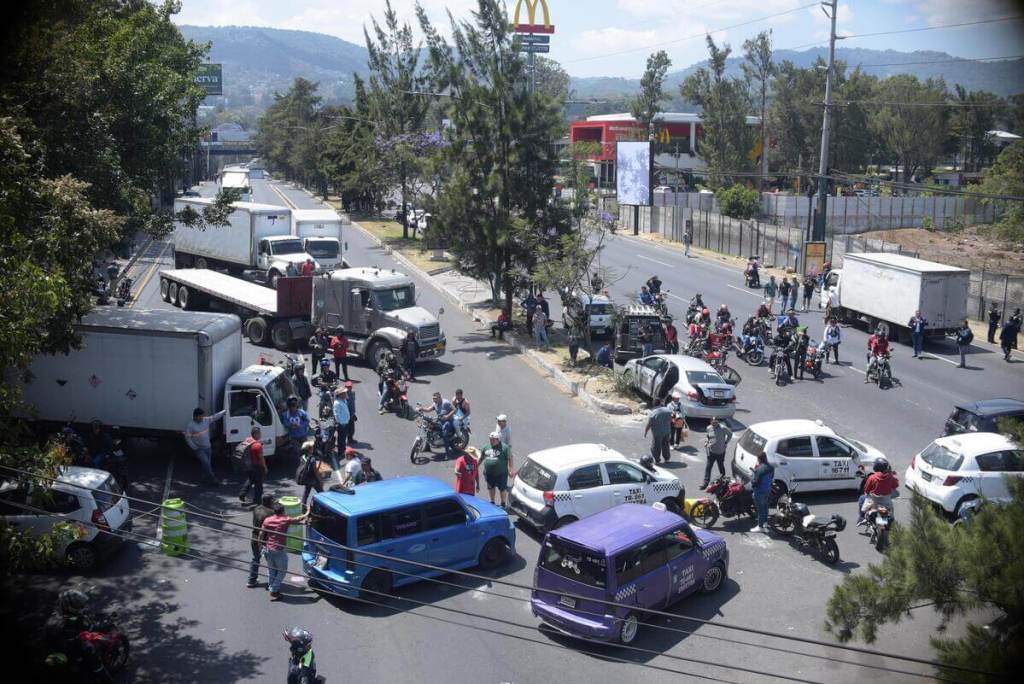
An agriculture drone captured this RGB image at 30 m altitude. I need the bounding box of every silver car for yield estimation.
[623,354,737,418]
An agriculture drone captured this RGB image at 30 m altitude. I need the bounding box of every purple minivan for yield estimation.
[531,503,729,645]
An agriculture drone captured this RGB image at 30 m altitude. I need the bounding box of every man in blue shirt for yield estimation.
[639,286,654,306]
[595,342,613,369]
[749,453,775,533]
[332,387,351,456]
[281,396,310,458]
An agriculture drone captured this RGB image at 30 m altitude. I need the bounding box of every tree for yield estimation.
[715,184,760,219]
[533,56,571,105]
[742,31,775,188]
[629,51,672,141]
[416,0,568,313]
[681,36,752,187]
[825,473,1024,682]
[949,86,1005,172]
[255,77,325,190]
[976,140,1024,245]
[868,75,948,186]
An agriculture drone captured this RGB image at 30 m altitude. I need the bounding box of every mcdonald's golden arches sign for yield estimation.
[513,0,555,34]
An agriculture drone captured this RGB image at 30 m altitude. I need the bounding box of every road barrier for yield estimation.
[280,495,303,554]
[160,498,189,556]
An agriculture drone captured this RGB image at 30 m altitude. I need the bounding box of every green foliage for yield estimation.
[976,141,1024,246]
[825,477,1024,682]
[254,77,327,191]
[715,184,760,219]
[629,51,672,140]
[533,57,571,106]
[742,31,775,185]
[949,86,1005,173]
[869,75,949,184]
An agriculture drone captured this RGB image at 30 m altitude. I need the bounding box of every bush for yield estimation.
[715,184,760,220]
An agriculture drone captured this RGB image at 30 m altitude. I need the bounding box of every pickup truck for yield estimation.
[15,308,296,456]
[159,267,446,365]
[821,252,969,340]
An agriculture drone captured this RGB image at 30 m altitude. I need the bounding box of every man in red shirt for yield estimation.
[454,446,480,495]
[260,502,309,599]
[329,327,350,381]
[858,458,899,523]
[238,426,266,505]
[865,330,890,381]
[300,258,315,277]
[663,320,678,354]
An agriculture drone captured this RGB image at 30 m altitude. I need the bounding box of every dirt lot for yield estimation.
[860,227,1024,275]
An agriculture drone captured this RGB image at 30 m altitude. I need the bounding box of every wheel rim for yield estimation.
[699,503,718,527]
[822,540,839,564]
[159,279,169,301]
[168,283,179,304]
[703,565,723,592]
[178,287,188,308]
[621,614,639,644]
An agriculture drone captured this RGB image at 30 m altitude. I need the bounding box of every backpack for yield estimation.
[231,440,253,474]
[959,328,973,345]
[295,455,318,486]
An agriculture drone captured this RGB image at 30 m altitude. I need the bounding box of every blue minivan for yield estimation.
[531,503,728,645]
[302,476,516,599]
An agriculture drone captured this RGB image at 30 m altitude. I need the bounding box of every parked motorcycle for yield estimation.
[862,496,896,552]
[316,380,337,420]
[379,376,411,418]
[803,340,828,380]
[115,276,133,305]
[699,476,755,526]
[46,611,130,682]
[410,414,467,463]
[766,487,845,565]
[866,352,893,389]
[771,348,791,386]
[736,333,766,366]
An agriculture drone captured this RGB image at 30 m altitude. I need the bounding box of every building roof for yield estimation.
[314,476,454,516]
[550,503,693,555]
[581,112,760,126]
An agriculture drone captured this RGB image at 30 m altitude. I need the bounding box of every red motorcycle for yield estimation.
[697,476,783,528]
[381,376,411,419]
[80,618,130,674]
[46,614,130,682]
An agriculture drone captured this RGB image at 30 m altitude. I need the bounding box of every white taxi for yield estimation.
[732,419,884,494]
[507,444,685,532]
[904,432,1023,516]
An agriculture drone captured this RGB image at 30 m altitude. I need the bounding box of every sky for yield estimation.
[172,0,1024,79]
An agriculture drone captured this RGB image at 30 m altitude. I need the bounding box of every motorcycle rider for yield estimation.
[768,329,797,380]
[451,388,471,438]
[284,627,317,684]
[646,275,662,296]
[639,285,654,306]
[793,327,811,380]
[418,392,457,459]
[865,328,891,382]
[686,294,705,324]
[739,316,758,355]
[858,457,899,524]
[281,396,311,458]
[756,300,772,321]
[745,256,760,287]
[378,370,402,415]
[715,304,731,329]
[45,589,114,683]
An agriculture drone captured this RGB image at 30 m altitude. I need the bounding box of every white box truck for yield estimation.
[172,198,318,288]
[292,208,345,270]
[16,308,296,456]
[821,252,969,340]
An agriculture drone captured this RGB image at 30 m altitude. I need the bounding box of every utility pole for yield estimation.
[813,0,839,242]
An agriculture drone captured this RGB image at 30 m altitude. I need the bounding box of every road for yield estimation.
[33,178,973,684]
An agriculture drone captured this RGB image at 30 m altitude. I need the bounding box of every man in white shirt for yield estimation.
[340,446,362,487]
[495,414,511,448]
[184,407,226,485]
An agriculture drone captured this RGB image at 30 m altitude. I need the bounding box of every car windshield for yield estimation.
[843,436,869,452]
[265,373,297,415]
[738,430,767,457]
[270,239,305,255]
[588,304,613,315]
[304,240,338,258]
[373,286,415,311]
[539,537,607,589]
[309,500,347,545]
[686,370,724,385]
[91,476,121,512]
[920,442,963,471]
[517,458,556,491]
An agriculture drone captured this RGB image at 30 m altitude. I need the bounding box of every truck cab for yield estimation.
[302,237,343,270]
[222,364,296,457]
[313,267,446,365]
[257,235,318,289]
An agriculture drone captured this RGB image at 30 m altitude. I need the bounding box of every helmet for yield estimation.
[639,454,655,471]
[284,627,313,656]
[287,395,299,406]
[58,589,89,616]
[489,431,501,441]
[702,308,709,316]
[791,502,811,519]
[719,304,727,311]
[319,358,331,368]
[873,457,890,473]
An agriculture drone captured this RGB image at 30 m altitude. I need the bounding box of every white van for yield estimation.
[575,291,615,336]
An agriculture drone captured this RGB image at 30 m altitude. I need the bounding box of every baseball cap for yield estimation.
[344,380,353,388]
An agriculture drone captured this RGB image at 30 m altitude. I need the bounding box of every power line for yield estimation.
[850,54,1024,69]
[0,462,991,677]
[834,100,1008,108]
[841,15,1024,41]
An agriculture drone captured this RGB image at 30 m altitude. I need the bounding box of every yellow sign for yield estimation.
[513,0,555,33]
[802,241,827,276]
[657,128,671,144]
[748,139,763,162]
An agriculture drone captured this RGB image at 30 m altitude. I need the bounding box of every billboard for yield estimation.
[195,64,223,96]
[616,141,651,206]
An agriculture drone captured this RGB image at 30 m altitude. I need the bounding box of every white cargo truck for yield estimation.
[821,252,969,340]
[292,208,345,270]
[172,198,318,288]
[16,308,296,456]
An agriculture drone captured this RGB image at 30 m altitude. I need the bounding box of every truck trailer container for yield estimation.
[291,208,345,270]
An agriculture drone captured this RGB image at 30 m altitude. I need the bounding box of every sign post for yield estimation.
[802,240,828,278]
[512,0,556,94]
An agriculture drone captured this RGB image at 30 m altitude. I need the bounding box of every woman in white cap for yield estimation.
[495,414,510,448]
[668,391,688,449]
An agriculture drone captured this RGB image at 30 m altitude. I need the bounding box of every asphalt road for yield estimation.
[28,179,977,684]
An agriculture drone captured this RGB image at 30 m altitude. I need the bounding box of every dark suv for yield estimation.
[944,399,1024,436]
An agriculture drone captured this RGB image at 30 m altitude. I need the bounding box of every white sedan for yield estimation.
[623,354,736,419]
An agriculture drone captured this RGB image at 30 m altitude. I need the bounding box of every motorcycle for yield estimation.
[316,380,337,420]
[771,348,791,386]
[310,419,336,465]
[46,612,130,682]
[803,340,828,380]
[115,276,133,305]
[866,352,892,389]
[699,476,756,526]
[862,495,896,552]
[766,486,845,565]
[653,291,670,318]
[744,260,761,288]
[409,413,467,463]
[379,377,411,418]
[704,349,742,386]
[736,333,766,366]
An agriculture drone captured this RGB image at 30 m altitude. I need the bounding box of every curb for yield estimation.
[347,217,634,415]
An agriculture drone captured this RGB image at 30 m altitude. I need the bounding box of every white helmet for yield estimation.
[489,431,501,440]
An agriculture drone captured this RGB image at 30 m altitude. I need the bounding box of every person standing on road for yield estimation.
[454,446,481,496]
[340,446,362,488]
[683,227,693,257]
[238,426,266,506]
[301,258,315,277]
[908,311,928,358]
[1011,308,1023,349]
[293,366,312,412]
[332,388,351,455]
[281,396,311,457]
[184,407,226,486]
[401,331,419,381]
[496,414,511,449]
[664,319,679,354]
[802,275,815,311]
[823,318,841,364]
[793,327,810,380]
[764,276,777,314]
[987,303,1001,344]
[955,320,973,369]
[285,262,299,278]
[523,292,538,336]
[259,502,309,600]
[329,327,350,381]
[481,432,513,508]
[533,305,549,350]
[308,328,329,377]
[778,277,791,314]
[297,441,324,506]
[668,392,688,450]
[749,453,775,533]
[246,494,275,588]
[344,381,357,446]
[702,417,732,487]
[644,401,674,465]
[1000,319,1017,361]
[789,278,799,312]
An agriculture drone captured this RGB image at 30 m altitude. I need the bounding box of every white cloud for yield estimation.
[807,2,854,42]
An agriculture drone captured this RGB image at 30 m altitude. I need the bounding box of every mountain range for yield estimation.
[178,25,1024,109]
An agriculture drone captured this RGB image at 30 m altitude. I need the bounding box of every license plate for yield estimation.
[920,471,932,483]
[314,554,328,569]
[712,390,725,398]
[558,595,576,609]
[875,517,888,526]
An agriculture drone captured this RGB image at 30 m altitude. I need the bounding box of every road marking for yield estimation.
[635,254,674,268]
[922,352,960,367]
[268,182,298,210]
[726,284,763,299]
[129,240,172,309]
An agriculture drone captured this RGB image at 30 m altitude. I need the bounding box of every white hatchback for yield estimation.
[0,466,131,571]
[732,419,884,494]
[507,443,685,532]
[905,432,1023,515]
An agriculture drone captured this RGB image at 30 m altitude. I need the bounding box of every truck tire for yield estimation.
[168,282,180,307]
[159,278,170,302]
[367,339,391,366]
[194,257,208,270]
[271,322,292,351]
[247,317,270,346]
[177,286,191,310]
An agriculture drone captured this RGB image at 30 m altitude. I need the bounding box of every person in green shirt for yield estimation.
[480,431,513,507]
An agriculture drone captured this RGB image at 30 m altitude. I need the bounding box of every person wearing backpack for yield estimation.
[237,426,266,506]
[955,320,973,368]
[296,441,323,506]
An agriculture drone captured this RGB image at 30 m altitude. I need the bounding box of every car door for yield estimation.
[639,357,666,398]
[813,436,858,490]
[380,505,432,578]
[663,527,703,604]
[976,450,1024,502]
[226,388,276,455]
[773,436,816,490]
[422,498,477,566]
[604,462,650,506]
[566,465,611,519]
[633,538,671,610]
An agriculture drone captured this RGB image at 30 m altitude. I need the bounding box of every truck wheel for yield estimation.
[194,257,208,270]
[367,340,391,366]
[247,318,270,346]
[271,322,292,351]
[159,278,170,302]
[168,282,180,307]
[177,286,191,310]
